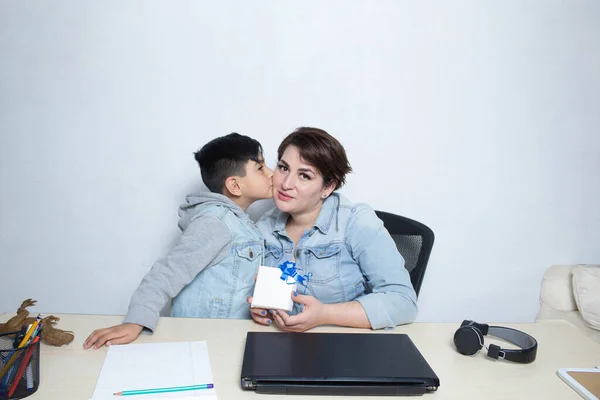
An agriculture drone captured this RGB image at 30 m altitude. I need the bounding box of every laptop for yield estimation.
[241,331,440,396]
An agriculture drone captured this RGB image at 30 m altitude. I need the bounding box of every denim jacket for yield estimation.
[256,193,418,329]
[170,194,264,320]
[124,193,263,331]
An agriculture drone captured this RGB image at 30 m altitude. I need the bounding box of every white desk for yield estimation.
[1,313,599,399]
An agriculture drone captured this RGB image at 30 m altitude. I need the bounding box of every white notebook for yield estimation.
[90,341,217,400]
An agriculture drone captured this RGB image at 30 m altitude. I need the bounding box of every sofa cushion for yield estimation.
[541,309,600,343]
[572,265,600,331]
[540,265,578,311]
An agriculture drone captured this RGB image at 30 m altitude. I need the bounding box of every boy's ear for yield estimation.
[224,176,242,197]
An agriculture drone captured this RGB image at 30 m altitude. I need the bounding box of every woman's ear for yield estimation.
[321,180,337,199]
[224,176,242,197]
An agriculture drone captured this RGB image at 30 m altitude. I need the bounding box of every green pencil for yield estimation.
[114,383,214,396]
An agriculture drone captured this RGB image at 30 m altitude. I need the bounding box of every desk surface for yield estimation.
[1,313,599,399]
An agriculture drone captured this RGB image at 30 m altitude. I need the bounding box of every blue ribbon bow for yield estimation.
[278,261,312,287]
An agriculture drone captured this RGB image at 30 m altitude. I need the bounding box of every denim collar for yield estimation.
[272,193,339,235]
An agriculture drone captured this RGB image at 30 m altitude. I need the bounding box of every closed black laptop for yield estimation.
[241,331,440,396]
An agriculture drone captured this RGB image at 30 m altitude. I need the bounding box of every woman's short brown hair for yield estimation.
[277,127,352,191]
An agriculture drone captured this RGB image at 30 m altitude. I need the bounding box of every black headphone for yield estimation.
[453,320,538,363]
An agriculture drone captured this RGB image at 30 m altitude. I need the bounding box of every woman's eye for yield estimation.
[278,164,288,172]
[258,166,264,171]
[300,173,310,180]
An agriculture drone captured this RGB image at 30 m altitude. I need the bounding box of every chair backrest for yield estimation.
[375,211,434,297]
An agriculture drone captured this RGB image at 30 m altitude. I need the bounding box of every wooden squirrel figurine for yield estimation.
[0,299,74,346]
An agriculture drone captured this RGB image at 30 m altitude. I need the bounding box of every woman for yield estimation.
[248,127,418,332]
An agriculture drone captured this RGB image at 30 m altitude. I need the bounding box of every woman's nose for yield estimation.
[281,174,295,189]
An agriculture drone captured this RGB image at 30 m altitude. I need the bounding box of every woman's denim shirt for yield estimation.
[256,193,418,329]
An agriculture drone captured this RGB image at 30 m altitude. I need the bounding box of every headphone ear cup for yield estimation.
[454,326,484,356]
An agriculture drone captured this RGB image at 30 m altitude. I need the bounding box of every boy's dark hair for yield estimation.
[277,127,352,191]
[194,133,263,194]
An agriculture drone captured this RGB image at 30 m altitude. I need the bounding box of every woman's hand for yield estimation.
[247,296,273,326]
[271,292,327,332]
[83,323,143,349]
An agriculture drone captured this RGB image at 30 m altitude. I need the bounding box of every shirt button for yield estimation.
[296,250,300,258]
[249,250,254,258]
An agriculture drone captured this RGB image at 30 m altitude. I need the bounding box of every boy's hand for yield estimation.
[247,296,273,326]
[271,292,325,332]
[83,323,144,349]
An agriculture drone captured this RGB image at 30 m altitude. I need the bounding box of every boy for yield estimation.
[84,133,273,349]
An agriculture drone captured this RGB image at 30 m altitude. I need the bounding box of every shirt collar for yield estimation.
[273,212,288,234]
[313,193,339,234]
[273,193,339,235]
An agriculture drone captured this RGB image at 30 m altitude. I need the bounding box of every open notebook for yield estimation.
[90,341,217,400]
[557,367,600,400]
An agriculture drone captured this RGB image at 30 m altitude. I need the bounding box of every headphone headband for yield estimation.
[454,320,538,364]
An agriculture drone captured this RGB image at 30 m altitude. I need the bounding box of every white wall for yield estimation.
[1,1,599,322]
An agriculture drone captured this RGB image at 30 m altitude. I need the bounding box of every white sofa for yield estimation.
[536,264,600,343]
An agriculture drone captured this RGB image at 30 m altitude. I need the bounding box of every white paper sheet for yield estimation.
[90,341,217,400]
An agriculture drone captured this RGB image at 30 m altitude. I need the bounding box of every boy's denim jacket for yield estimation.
[256,193,418,330]
[170,196,264,320]
[124,193,263,331]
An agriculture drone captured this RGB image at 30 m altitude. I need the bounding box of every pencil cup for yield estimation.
[0,332,40,400]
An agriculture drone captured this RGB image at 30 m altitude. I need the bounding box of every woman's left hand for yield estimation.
[271,292,327,332]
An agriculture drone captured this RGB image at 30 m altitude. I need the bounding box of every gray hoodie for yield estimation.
[123,192,253,331]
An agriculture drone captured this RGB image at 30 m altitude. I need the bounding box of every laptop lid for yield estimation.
[241,331,440,396]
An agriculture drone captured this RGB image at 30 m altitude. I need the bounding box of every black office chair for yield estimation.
[375,211,434,297]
